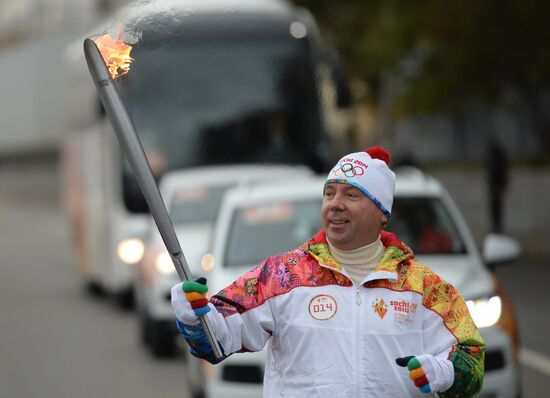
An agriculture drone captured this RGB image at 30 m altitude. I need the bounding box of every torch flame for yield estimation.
[93,33,134,79]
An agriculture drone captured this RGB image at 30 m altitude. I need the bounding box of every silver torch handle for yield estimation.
[83,38,223,359]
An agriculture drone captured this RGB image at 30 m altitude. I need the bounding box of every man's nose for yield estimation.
[330,193,345,210]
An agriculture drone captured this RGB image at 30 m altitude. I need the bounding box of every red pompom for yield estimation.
[365,146,391,165]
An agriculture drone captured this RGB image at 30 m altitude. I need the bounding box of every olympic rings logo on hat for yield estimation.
[333,162,365,178]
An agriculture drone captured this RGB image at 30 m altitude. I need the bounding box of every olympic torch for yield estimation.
[83,36,223,359]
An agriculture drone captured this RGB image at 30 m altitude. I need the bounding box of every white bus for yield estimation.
[61,0,351,307]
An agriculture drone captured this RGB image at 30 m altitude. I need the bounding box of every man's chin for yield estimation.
[326,229,349,245]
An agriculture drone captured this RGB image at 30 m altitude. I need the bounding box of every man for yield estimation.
[171,147,485,397]
[486,136,508,233]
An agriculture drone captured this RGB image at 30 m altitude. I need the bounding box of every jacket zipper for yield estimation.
[317,263,364,397]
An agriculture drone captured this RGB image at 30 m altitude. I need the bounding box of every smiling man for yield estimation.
[171,147,485,397]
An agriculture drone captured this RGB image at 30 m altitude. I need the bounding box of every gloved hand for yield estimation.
[396,354,453,394]
[171,277,211,325]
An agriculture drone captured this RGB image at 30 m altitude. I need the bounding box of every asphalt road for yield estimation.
[494,261,550,397]
[0,163,193,398]
[0,161,549,397]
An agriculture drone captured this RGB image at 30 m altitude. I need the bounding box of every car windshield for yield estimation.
[224,199,322,267]
[169,184,231,225]
[386,197,466,255]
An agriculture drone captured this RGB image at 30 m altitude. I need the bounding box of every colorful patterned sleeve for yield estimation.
[421,271,485,398]
[439,338,485,398]
[210,259,273,318]
[211,257,283,352]
[175,255,284,364]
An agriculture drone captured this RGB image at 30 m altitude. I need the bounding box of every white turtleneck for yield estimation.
[328,236,385,286]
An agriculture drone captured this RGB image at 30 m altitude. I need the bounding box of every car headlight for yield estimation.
[117,238,145,264]
[466,296,502,328]
[201,253,215,272]
[155,251,176,275]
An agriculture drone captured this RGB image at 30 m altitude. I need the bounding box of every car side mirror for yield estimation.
[483,233,521,268]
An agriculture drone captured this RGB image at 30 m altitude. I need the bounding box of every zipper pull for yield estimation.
[355,287,361,305]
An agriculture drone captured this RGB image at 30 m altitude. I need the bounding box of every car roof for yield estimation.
[394,166,444,197]
[160,164,313,193]
[221,176,325,208]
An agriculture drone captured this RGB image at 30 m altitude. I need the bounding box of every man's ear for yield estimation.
[381,215,388,228]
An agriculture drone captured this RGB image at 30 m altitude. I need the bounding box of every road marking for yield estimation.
[520,348,550,376]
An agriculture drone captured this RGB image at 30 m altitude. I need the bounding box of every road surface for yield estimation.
[0,162,194,398]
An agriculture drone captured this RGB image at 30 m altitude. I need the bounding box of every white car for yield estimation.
[203,168,522,398]
[203,177,324,398]
[134,164,313,358]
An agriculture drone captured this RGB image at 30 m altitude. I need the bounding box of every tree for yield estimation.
[295,0,550,151]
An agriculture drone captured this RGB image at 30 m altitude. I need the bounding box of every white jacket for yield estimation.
[181,230,485,398]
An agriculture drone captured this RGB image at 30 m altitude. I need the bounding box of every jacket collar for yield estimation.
[305,229,414,283]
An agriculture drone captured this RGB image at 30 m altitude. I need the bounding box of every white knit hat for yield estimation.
[325,146,396,216]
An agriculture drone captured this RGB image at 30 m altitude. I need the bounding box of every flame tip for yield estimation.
[93,33,134,79]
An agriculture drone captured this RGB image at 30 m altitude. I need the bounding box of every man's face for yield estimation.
[321,183,386,250]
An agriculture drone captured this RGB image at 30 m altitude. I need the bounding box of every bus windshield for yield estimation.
[117,16,325,212]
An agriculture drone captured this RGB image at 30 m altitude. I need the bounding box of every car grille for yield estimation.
[222,364,264,384]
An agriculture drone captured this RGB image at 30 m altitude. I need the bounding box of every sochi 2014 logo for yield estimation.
[372,298,389,319]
